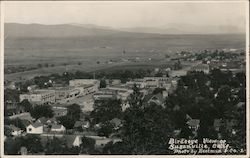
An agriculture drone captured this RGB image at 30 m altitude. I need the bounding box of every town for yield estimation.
[4,48,246,155]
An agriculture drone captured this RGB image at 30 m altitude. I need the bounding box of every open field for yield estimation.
[4,33,245,81]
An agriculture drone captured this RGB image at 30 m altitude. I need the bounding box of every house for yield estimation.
[26,122,43,134]
[148,93,165,106]
[46,118,57,125]
[74,120,90,130]
[9,125,22,136]
[36,117,49,124]
[143,93,165,107]
[110,118,122,130]
[186,119,200,131]
[20,119,32,127]
[64,135,82,148]
[51,124,66,133]
[52,106,67,117]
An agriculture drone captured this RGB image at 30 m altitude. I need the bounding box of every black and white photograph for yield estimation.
[1,1,249,156]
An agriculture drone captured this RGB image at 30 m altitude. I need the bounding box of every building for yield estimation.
[191,64,210,74]
[49,86,81,102]
[93,89,117,101]
[51,124,66,133]
[70,79,99,89]
[9,125,22,136]
[52,106,68,117]
[26,122,43,134]
[106,86,133,101]
[74,120,90,130]
[143,77,171,89]
[143,93,165,107]
[64,135,82,148]
[126,80,146,89]
[20,90,56,104]
[36,117,57,125]
[169,70,188,77]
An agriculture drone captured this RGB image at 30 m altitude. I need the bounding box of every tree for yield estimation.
[118,84,174,154]
[91,99,122,124]
[37,63,43,68]
[19,99,32,112]
[19,135,43,153]
[57,116,75,129]
[121,103,174,154]
[44,63,49,68]
[30,105,54,119]
[100,79,107,88]
[6,118,26,131]
[97,121,115,137]
[80,136,96,154]
[67,104,82,121]
[102,141,132,154]
[4,126,13,137]
[4,137,22,155]
[4,89,20,102]
[45,137,67,154]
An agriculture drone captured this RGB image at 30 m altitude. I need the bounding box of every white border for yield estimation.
[1,1,5,157]
[0,1,249,158]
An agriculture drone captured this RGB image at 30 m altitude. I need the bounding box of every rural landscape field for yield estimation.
[4,23,245,81]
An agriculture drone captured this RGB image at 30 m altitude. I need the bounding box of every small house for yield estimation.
[26,122,43,134]
[51,124,66,133]
[9,125,22,136]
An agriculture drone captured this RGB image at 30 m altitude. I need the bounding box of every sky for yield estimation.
[3,1,247,30]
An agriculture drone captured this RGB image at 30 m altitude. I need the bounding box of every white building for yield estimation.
[65,135,82,148]
[69,79,100,94]
[169,70,188,77]
[49,87,81,101]
[126,80,146,89]
[93,90,117,101]
[69,79,99,87]
[26,122,43,134]
[51,124,66,133]
[20,90,56,104]
[191,64,210,74]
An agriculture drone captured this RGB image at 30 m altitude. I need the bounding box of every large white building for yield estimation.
[143,77,171,88]
[69,79,99,87]
[20,90,56,104]
[69,79,99,94]
[93,89,117,101]
[49,87,81,101]
[105,86,133,101]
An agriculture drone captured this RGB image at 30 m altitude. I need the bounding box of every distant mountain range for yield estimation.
[4,23,245,38]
